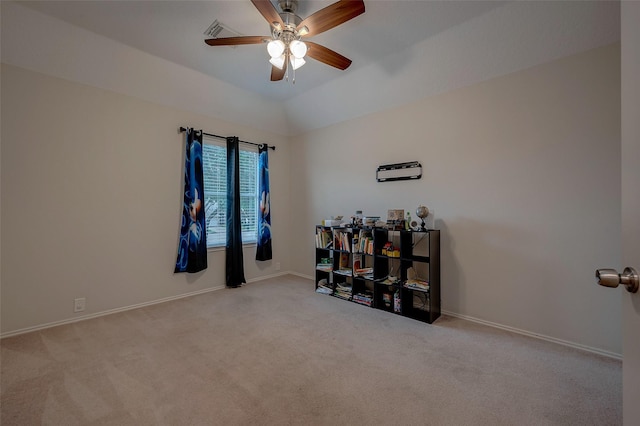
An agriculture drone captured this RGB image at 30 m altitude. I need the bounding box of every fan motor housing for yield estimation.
[279,11,302,29]
[278,0,298,14]
[278,0,302,29]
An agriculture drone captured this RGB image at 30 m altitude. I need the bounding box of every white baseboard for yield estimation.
[1,271,294,339]
[288,271,313,280]
[441,309,622,360]
[1,285,227,339]
[246,271,290,283]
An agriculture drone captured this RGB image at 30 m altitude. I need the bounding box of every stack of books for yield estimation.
[352,291,373,307]
[334,268,353,277]
[316,263,333,272]
[316,279,333,295]
[404,279,429,292]
[354,267,373,278]
[334,283,352,300]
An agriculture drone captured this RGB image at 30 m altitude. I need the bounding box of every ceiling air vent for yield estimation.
[204,20,242,40]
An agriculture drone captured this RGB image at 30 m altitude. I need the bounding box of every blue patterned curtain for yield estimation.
[226,137,246,287]
[175,128,207,273]
[256,144,272,261]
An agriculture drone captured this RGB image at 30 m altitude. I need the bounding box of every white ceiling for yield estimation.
[18,0,508,101]
[7,0,621,135]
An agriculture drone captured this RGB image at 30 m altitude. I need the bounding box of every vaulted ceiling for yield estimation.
[4,1,621,135]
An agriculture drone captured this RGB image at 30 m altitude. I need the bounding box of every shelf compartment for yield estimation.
[334,280,353,301]
[315,277,333,296]
[373,281,403,313]
[401,290,434,322]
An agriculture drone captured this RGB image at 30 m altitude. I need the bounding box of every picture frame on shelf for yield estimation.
[387,209,405,230]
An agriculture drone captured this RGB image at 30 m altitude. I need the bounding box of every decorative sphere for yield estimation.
[416,205,429,219]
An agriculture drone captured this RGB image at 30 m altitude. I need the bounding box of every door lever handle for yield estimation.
[595,267,639,293]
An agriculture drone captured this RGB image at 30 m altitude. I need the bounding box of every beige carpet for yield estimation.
[1,275,621,425]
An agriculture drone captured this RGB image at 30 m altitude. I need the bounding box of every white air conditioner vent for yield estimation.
[204,20,242,39]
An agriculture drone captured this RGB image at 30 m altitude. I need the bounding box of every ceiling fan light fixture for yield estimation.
[269,55,286,70]
[290,56,305,70]
[205,0,365,82]
[267,39,285,58]
[289,40,307,59]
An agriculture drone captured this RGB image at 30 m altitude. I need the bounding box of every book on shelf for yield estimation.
[377,275,400,285]
[352,291,373,307]
[352,253,362,271]
[334,230,351,252]
[339,253,350,270]
[354,267,373,277]
[353,229,372,252]
[316,286,333,295]
[334,283,352,300]
[363,237,374,255]
[316,279,333,295]
[334,269,353,277]
[316,263,333,272]
[315,228,333,249]
[404,279,429,292]
[343,232,351,252]
[355,229,374,255]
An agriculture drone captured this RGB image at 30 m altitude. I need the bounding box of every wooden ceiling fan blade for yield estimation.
[298,0,365,37]
[205,36,267,46]
[251,0,284,29]
[305,42,352,70]
[271,63,286,81]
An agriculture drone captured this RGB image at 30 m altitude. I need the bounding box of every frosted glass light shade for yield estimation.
[269,55,285,70]
[267,40,285,58]
[289,40,307,59]
[290,56,305,70]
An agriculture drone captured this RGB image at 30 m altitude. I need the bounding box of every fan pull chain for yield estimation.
[284,52,289,82]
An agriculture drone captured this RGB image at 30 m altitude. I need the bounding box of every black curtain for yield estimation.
[256,144,272,261]
[226,136,246,287]
[175,128,207,273]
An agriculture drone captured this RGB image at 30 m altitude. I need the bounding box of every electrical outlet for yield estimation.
[74,297,86,313]
[275,262,281,271]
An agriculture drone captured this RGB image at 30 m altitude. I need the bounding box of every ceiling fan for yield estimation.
[205,0,365,82]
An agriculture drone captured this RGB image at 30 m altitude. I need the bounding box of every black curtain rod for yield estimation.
[179,127,275,151]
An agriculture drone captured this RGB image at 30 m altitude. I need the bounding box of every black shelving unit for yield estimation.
[314,226,335,296]
[314,225,440,324]
[398,229,440,324]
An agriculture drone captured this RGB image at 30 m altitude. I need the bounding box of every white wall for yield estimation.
[1,64,291,334]
[290,44,622,355]
[0,1,292,336]
[0,1,290,137]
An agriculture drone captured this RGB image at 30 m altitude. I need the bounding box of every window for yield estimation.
[202,138,258,247]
